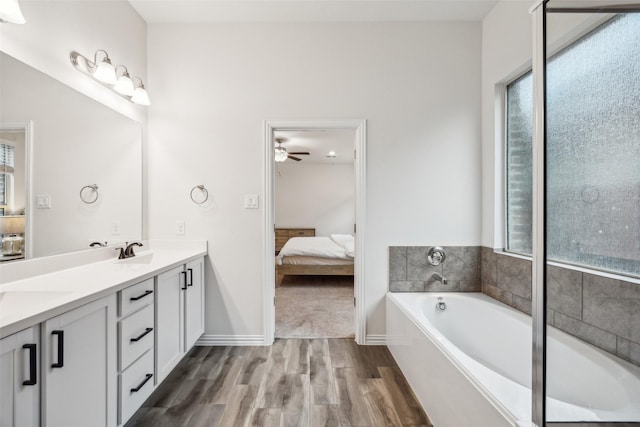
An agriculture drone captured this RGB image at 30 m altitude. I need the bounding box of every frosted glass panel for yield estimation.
[545,12,640,424]
[506,73,533,255]
[546,14,640,277]
[506,14,640,278]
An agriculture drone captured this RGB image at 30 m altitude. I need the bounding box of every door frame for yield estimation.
[263,119,367,345]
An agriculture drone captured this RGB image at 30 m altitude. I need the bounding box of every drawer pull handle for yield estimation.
[130,290,153,301]
[130,374,153,393]
[130,327,153,343]
[22,344,37,386]
[187,268,193,287]
[51,330,64,368]
[181,271,187,290]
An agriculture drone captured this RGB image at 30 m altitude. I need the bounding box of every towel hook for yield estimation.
[80,184,99,204]
[190,185,208,204]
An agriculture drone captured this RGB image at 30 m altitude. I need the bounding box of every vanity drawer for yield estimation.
[119,349,154,425]
[119,304,154,370]
[120,278,154,317]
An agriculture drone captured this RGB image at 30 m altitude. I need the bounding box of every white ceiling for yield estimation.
[274,129,355,164]
[129,0,500,23]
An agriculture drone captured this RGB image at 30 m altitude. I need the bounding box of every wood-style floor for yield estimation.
[125,339,432,427]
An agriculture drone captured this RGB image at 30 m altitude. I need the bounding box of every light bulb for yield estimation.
[274,147,288,162]
[93,58,116,85]
[131,86,150,106]
[114,74,134,96]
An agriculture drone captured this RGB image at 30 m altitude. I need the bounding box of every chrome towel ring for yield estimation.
[190,185,208,204]
[80,184,99,204]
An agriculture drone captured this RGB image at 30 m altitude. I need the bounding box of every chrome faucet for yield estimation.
[432,272,448,285]
[124,242,143,258]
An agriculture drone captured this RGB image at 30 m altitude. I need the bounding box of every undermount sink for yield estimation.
[117,252,154,265]
[0,290,73,319]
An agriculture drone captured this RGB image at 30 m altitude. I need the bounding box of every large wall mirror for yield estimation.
[0,52,142,261]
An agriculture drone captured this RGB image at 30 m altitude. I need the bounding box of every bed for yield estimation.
[276,234,355,286]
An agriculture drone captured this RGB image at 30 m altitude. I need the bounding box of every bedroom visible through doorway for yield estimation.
[273,128,356,339]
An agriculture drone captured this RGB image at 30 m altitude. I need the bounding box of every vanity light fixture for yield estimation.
[131,77,150,106]
[0,0,26,24]
[114,65,135,96]
[70,49,150,106]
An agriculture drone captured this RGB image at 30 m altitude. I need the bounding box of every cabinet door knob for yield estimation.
[22,343,37,385]
[51,330,64,368]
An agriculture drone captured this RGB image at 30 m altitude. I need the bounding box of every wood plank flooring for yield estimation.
[125,339,432,427]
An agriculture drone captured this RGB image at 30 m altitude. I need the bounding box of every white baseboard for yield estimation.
[195,334,266,346]
[364,334,386,345]
[196,334,386,346]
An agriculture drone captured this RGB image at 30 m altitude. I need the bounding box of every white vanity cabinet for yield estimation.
[117,278,155,426]
[184,258,205,351]
[42,295,117,427]
[0,326,40,427]
[155,257,205,383]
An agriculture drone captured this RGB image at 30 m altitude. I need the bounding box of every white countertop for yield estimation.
[0,240,207,339]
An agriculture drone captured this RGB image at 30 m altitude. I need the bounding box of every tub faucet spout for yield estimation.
[432,273,448,285]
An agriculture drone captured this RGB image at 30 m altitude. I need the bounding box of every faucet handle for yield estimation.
[427,247,446,266]
[115,247,126,259]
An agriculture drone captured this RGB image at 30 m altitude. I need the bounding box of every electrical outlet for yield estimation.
[36,195,51,209]
[244,194,259,209]
[111,221,121,235]
[176,220,185,235]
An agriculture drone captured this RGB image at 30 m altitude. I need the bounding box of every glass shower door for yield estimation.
[541,5,640,425]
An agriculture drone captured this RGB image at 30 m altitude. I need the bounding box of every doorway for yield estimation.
[263,120,367,345]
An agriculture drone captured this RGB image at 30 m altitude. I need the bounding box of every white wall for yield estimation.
[147,22,482,340]
[275,162,355,237]
[0,0,147,123]
[481,2,533,249]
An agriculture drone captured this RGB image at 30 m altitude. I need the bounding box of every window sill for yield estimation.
[491,248,640,285]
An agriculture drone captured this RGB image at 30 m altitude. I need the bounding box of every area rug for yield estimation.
[275,276,354,339]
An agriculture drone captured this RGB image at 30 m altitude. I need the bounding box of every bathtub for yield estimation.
[386,292,640,426]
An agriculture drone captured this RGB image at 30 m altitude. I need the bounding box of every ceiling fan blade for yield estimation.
[288,155,302,161]
[288,152,310,155]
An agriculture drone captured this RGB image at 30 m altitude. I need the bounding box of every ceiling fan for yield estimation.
[274,138,310,162]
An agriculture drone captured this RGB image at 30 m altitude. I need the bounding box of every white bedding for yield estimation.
[277,235,354,265]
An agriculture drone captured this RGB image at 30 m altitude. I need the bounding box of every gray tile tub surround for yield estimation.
[388,246,481,292]
[480,247,640,368]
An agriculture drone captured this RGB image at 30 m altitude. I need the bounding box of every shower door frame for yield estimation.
[530,2,640,426]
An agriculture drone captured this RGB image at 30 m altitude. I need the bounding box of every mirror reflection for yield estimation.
[0,129,26,260]
[0,52,142,262]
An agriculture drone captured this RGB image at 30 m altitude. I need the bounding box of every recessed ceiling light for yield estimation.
[326,151,337,158]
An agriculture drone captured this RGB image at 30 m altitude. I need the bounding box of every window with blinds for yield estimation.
[0,143,15,207]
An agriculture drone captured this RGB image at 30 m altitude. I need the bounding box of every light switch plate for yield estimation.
[111,221,121,235]
[176,220,185,235]
[36,194,51,209]
[244,194,259,209]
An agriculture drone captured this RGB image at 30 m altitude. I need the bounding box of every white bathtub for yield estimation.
[386,292,640,426]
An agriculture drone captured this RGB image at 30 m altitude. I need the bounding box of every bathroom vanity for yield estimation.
[0,241,206,427]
